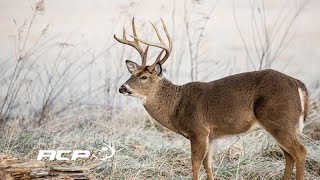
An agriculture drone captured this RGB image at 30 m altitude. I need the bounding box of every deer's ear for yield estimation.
[154,63,162,76]
[125,60,140,74]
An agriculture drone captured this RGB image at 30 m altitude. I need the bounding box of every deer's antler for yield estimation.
[114,17,149,66]
[131,19,172,70]
[114,18,172,70]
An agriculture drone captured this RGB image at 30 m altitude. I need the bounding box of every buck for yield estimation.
[114,18,309,180]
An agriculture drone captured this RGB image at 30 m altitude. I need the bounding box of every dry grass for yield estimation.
[0,106,319,180]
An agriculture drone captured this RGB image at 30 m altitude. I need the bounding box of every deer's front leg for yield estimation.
[190,135,209,180]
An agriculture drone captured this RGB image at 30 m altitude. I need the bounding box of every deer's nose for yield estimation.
[119,85,127,94]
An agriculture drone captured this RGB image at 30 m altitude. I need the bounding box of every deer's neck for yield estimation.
[143,78,182,132]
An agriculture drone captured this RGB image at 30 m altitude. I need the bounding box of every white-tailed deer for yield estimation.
[114,18,309,180]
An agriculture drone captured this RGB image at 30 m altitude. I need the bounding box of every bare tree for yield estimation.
[233,0,309,70]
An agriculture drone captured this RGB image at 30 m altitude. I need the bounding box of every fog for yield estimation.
[0,0,319,114]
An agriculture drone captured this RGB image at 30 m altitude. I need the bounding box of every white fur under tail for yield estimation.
[298,88,305,133]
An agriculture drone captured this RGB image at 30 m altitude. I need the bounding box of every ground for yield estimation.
[0,107,319,179]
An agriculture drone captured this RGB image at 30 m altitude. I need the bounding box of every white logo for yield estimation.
[37,143,115,161]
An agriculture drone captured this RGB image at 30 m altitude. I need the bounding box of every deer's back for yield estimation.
[174,69,306,138]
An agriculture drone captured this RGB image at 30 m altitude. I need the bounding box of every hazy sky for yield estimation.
[0,0,319,86]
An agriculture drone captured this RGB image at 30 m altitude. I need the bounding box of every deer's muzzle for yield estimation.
[119,85,127,93]
[119,85,132,95]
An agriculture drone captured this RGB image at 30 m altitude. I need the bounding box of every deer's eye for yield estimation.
[140,76,148,80]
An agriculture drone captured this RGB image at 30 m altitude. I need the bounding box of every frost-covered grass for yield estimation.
[0,107,319,180]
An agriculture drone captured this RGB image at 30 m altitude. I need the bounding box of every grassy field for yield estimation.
[1,106,319,180]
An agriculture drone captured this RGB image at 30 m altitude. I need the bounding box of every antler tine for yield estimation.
[149,21,164,46]
[155,18,173,66]
[156,50,165,62]
[142,46,149,66]
[114,17,148,66]
[132,17,139,44]
[149,50,165,70]
[133,17,149,66]
[160,18,173,56]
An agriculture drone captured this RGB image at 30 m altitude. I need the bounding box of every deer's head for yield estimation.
[114,18,172,98]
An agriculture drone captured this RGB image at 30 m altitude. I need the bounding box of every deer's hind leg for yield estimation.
[264,126,306,180]
[254,93,306,180]
[279,147,295,180]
